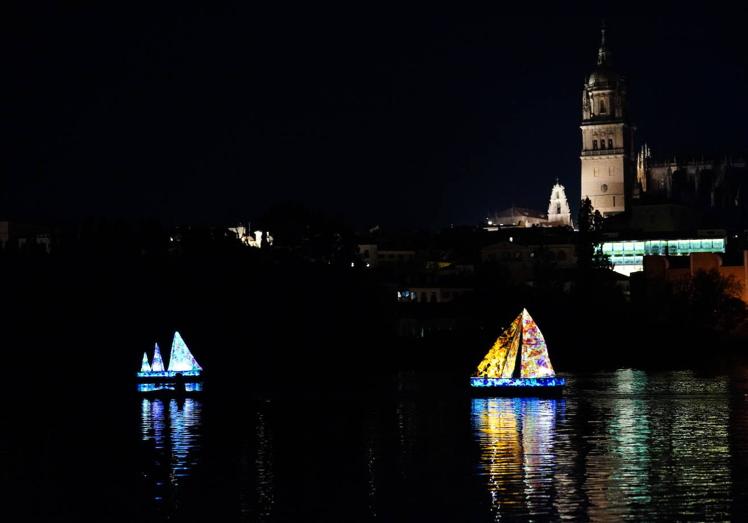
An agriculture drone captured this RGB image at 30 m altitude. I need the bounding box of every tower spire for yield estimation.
[597,21,609,66]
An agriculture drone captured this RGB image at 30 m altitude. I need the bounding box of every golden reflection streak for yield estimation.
[473,398,560,520]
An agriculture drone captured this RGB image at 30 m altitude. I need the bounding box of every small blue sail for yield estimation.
[140,352,152,373]
[151,343,165,372]
[167,331,203,373]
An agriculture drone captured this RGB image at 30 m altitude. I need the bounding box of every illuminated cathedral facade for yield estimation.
[581,27,748,227]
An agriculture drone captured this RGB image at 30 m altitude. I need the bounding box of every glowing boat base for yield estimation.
[136,370,203,383]
[470,377,566,397]
[137,382,203,397]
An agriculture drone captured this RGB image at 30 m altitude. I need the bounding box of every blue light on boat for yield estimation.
[137,370,202,378]
[470,377,566,388]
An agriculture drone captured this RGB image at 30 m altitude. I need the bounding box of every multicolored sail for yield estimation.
[140,352,152,373]
[475,313,522,378]
[501,322,521,378]
[519,309,555,378]
[167,331,203,373]
[473,308,557,382]
[151,343,165,372]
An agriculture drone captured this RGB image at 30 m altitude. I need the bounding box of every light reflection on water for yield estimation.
[140,397,203,505]
[472,369,734,521]
[125,369,748,519]
[137,382,203,393]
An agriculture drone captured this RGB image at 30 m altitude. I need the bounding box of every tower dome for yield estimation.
[585,25,620,88]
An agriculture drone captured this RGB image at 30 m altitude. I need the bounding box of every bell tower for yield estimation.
[580,26,635,216]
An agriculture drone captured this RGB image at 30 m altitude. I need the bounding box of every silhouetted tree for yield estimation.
[576,198,611,274]
[671,268,746,332]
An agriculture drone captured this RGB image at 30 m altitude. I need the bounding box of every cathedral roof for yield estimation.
[494,206,547,221]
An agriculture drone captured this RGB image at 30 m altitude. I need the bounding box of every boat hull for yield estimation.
[136,371,202,383]
[469,377,565,397]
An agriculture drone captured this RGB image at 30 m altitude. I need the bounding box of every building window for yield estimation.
[600,139,606,150]
[593,139,598,150]
[601,184,608,193]
[599,99,607,113]
[608,138,613,149]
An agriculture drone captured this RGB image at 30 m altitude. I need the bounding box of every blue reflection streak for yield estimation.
[140,397,203,504]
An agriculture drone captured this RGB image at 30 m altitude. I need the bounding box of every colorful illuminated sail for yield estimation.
[501,323,521,378]
[167,331,203,373]
[151,343,165,372]
[140,352,152,373]
[520,309,555,378]
[475,313,522,378]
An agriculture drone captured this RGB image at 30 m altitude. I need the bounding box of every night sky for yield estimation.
[4,7,748,228]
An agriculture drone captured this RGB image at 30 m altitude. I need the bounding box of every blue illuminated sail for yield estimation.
[167,331,203,373]
[151,343,165,372]
[140,352,152,373]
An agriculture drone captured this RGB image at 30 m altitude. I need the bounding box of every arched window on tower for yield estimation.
[599,99,607,114]
[600,139,606,150]
[593,140,598,150]
[608,138,613,149]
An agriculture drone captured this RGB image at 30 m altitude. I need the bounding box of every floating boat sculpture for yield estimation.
[471,309,565,396]
[137,331,203,382]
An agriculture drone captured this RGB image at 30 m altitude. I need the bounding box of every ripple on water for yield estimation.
[471,370,737,521]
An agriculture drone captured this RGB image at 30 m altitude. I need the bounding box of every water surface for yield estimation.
[7,369,748,521]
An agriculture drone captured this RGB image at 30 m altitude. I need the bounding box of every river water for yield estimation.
[7,369,748,521]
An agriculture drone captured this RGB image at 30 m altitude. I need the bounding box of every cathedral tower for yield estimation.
[580,26,635,216]
[547,180,573,227]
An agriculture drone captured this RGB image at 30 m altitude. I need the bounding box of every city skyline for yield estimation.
[4,9,748,228]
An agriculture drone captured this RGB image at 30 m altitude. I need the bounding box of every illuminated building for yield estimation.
[580,25,635,217]
[485,207,548,230]
[581,26,748,228]
[228,225,273,248]
[484,181,573,230]
[547,181,573,227]
[643,250,748,304]
[603,236,726,276]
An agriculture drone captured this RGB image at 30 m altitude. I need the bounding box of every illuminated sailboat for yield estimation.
[137,333,203,381]
[471,309,565,395]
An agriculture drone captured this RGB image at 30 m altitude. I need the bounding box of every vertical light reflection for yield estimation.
[168,398,201,482]
[363,406,379,519]
[606,370,651,517]
[254,408,275,521]
[472,397,561,520]
[664,376,730,520]
[521,400,557,516]
[396,400,417,480]
[140,397,203,505]
[579,370,732,520]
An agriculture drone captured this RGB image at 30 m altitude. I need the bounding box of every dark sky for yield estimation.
[3,6,748,228]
